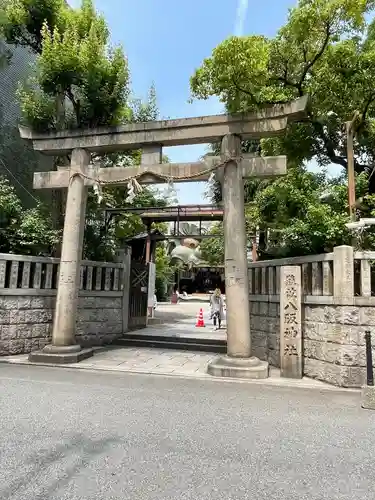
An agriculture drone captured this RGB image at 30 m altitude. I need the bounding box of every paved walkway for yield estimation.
[147,302,227,340]
[0,301,357,392]
[0,346,354,392]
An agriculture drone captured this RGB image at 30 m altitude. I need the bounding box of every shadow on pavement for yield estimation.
[0,433,118,499]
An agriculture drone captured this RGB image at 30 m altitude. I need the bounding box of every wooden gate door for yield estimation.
[128,261,149,330]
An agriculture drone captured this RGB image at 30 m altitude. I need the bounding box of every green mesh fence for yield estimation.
[0,42,54,208]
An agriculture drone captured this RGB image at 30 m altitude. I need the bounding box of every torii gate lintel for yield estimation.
[18,95,307,155]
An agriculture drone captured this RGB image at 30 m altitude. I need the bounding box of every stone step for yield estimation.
[114,334,226,354]
[147,317,165,325]
[117,332,227,345]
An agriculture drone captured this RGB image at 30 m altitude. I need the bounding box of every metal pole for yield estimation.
[365,330,374,386]
[346,114,359,223]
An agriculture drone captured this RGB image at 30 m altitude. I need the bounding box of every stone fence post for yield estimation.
[280,266,302,379]
[116,246,132,333]
[333,245,354,300]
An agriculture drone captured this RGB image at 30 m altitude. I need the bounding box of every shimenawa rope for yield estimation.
[69,155,243,203]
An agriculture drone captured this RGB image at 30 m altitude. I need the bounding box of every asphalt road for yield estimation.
[0,365,373,500]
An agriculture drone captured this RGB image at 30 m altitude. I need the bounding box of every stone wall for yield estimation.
[248,297,373,387]
[248,246,375,388]
[0,292,124,356]
[0,252,130,356]
[303,302,373,388]
[250,300,280,367]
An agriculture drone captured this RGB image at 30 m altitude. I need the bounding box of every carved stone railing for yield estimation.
[248,251,334,300]
[0,253,124,294]
[0,251,133,358]
[248,245,375,305]
[354,251,375,297]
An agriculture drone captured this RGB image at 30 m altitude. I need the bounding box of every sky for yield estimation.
[69,0,339,204]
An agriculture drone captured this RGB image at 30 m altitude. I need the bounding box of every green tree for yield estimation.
[200,165,360,264]
[199,225,225,266]
[84,187,168,261]
[250,165,352,258]
[0,176,60,254]
[0,0,170,265]
[1,0,66,54]
[11,0,130,130]
[1,0,160,130]
[191,0,375,258]
[191,0,375,186]
[154,245,177,301]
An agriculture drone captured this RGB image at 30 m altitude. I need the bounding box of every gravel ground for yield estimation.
[0,364,373,500]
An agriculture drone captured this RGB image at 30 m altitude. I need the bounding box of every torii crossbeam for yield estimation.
[33,155,287,189]
[19,96,308,378]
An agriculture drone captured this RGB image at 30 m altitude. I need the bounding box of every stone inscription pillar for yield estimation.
[333,245,354,300]
[29,148,93,363]
[207,134,268,379]
[280,266,302,379]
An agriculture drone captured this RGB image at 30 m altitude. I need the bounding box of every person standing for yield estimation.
[210,288,224,330]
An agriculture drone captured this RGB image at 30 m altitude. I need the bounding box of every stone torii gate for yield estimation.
[19,96,307,378]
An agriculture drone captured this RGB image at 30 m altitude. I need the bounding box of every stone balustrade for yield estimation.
[0,253,124,292]
[249,245,375,388]
[249,250,335,297]
[0,253,130,356]
[354,251,375,298]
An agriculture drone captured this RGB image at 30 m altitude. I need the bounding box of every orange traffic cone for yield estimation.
[195,308,205,328]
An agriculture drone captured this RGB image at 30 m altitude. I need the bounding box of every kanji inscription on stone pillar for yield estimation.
[280,265,302,379]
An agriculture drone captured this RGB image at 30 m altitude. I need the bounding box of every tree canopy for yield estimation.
[200,164,356,263]
[0,0,169,268]
[192,0,375,262]
[191,0,375,188]
[0,175,60,255]
[2,0,130,131]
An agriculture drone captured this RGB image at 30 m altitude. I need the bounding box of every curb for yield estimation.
[0,358,359,393]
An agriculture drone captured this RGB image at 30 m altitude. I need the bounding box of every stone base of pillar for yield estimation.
[28,344,94,364]
[207,355,269,379]
[361,385,375,410]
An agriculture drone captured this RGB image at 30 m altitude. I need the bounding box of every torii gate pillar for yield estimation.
[207,135,268,379]
[30,148,93,363]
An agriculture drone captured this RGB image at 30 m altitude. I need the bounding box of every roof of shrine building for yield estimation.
[18,96,308,155]
[124,229,166,242]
